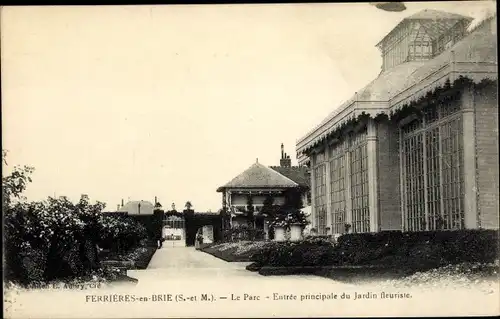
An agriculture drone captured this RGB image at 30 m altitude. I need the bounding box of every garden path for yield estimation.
[129,246,329,282]
[6,247,498,318]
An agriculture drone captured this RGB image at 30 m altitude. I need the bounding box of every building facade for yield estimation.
[296,10,498,236]
[217,144,311,238]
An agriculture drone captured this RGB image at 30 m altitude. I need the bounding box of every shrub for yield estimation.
[250,229,499,273]
[4,197,103,284]
[250,238,337,268]
[3,155,148,285]
[250,242,283,265]
[222,225,265,242]
[99,215,148,253]
[4,195,149,285]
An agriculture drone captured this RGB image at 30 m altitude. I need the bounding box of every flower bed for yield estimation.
[101,244,157,270]
[129,246,157,269]
[200,241,273,262]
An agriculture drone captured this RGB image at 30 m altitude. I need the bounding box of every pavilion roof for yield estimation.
[217,161,298,192]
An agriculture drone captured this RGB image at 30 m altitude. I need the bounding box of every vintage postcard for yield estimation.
[2,1,499,318]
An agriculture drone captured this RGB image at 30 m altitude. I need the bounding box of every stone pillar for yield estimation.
[462,85,478,229]
[228,191,233,228]
[324,142,333,235]
[367,119,380,232]
[310,153,317,230]
[344,142,353,233]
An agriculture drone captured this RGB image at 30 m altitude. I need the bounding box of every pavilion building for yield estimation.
[217,144,311,238]
[296,10,498,236]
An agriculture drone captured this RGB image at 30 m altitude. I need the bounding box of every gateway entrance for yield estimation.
[163,215,186,247]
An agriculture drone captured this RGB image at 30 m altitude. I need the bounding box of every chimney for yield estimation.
[155,196,157,204]
[281,143,284,159]
[117,204,120,211]
[280,147,292,168]
[121,199,124,208]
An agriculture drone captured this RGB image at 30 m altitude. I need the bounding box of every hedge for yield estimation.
[250,229,499,274]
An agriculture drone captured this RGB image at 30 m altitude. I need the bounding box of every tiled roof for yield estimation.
[119,200,155,215]
[270,166,310,188]
[217,162,298,192]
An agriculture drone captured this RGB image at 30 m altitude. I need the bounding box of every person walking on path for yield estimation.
[195,229,203,249]
[157,233,164,249]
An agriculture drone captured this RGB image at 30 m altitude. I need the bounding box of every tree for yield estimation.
[261,195,280,218]
[2,150,35,209]
[246,195,255,228]
[282,188,304,214]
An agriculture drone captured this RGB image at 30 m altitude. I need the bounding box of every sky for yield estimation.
[2,1,496,212]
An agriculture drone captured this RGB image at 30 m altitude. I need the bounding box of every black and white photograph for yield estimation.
[2,1,499,318]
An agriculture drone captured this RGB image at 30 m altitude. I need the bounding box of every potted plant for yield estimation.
[269,210,309,242]
[267,188,309,242]
[270,219,287,242]
[344,223,352,233]
[288,209,309,242]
